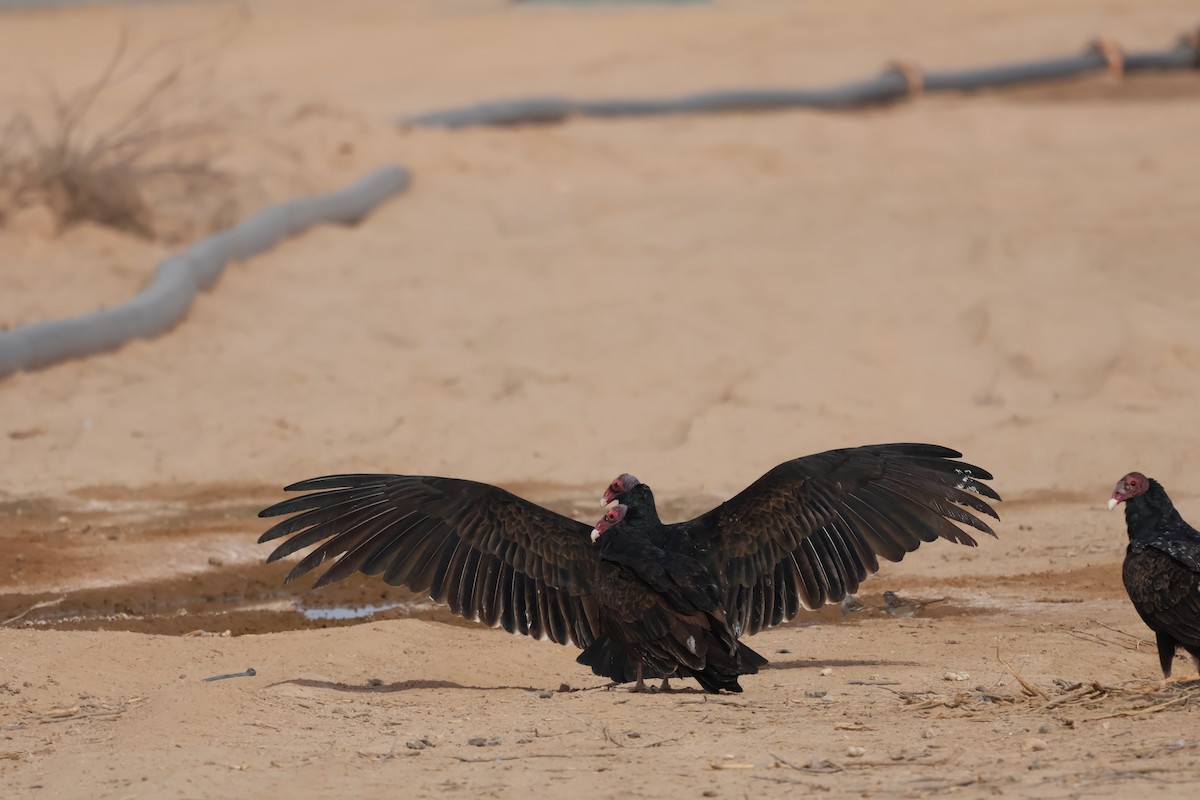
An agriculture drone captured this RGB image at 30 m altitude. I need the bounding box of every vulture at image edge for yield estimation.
[1109,472,1200,678]
[258,442,1001,693]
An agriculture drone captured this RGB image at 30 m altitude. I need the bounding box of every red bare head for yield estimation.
[1108,472,1149,510]
[590,503,628,543]
[602,473,640,507]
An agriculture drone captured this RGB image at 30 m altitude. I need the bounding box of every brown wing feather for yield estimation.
[679,443,1000,634]
[258,474,601,647]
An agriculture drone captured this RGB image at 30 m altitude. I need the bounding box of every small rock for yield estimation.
[819,668,833,677]
[207,556,224,567]
[406,739,433,750]
[922,729,935,740]
[776,648,791,654]
[702,792,718,798]
[626,731,641,739]
[847,746,866,758]
[536,690,553,699]
[516,737,533,744]
[1037,724,1051,735]
[468,736,501,747]
[1024,737,1048,752]
[804,690,827,699]
[942,671,969,682]
[367,678,384,687]
[558,683,572,693]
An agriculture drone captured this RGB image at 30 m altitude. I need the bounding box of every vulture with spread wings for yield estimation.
[259,442,1000,692]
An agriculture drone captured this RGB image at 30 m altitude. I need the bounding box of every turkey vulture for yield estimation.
[601,443,1000,637]
[257,442,998,692]
[1109,472,1200,678]
[586,504,763,691]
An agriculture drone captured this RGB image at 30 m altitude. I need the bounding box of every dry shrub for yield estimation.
[0,24,244,243]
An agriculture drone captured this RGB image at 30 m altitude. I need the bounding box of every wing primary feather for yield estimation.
[258,488,387,528]
[261,496,390,554]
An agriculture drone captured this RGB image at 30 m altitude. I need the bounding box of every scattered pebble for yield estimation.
[207,556,224,567]
[804,690,827,699]
[536,690,553,699]
[1024,737,1048,752]
[942,671,970,682]
[468,737,501,747]
[846,746,866,758]
[367,678,384,687]
[516,737,533,745]
[776,648,791,654]
[819,668,833,677]
[1038,724,1051,735]
[558,683,572,693]
[627,731,641,739]
[702,792,718,798]
[406,739,434,750]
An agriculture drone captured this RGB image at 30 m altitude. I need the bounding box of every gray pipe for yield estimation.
[0,165,410,379]
[402,34,1200,129]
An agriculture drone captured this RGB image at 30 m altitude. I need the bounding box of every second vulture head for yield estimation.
[591,503,627,542]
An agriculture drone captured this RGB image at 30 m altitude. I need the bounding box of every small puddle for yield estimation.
[299,602,407,621]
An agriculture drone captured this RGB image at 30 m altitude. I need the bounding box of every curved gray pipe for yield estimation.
[403,35,1200,129]
[0,166,410,380]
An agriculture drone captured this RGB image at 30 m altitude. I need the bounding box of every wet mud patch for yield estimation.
[0,487,1123,637]
[0,486,602,636]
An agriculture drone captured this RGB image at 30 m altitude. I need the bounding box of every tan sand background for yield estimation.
[2,1,1200,798]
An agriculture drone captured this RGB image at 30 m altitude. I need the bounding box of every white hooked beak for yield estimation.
[590,527,601,543]
[1107,498,1119,511]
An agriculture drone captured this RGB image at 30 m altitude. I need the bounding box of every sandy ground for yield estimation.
[3,1,1200,798]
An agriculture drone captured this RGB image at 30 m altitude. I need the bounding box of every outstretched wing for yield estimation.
[679,443,1001,635]
[258,474,601,647]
